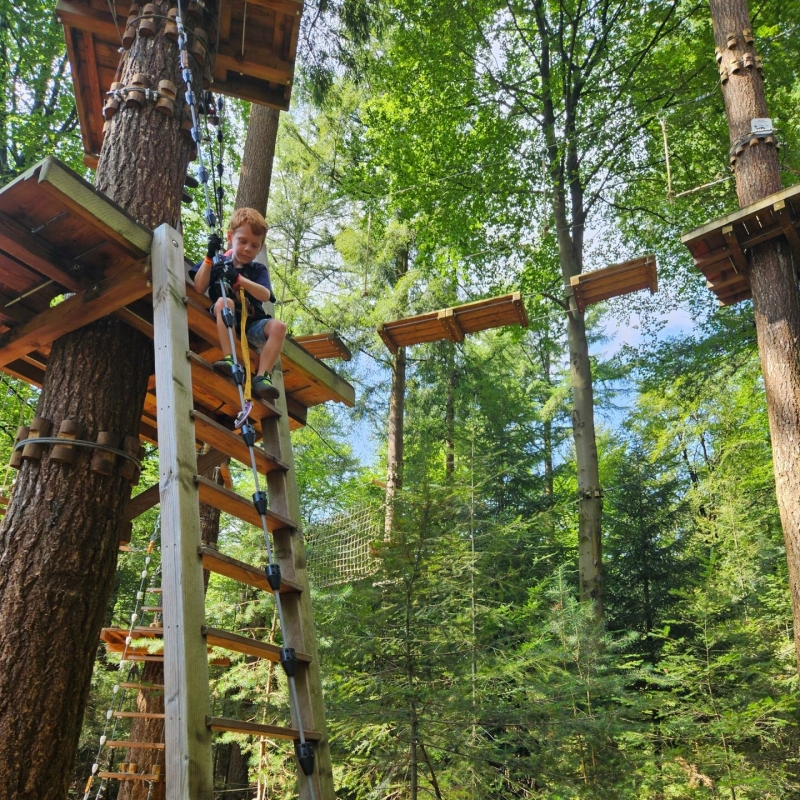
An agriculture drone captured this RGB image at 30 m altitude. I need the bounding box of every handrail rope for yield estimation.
[13,438,142,469]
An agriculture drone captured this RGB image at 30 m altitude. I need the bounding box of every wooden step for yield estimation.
[97,771,164,782]
[191,410,288,476]
[187,351,280,424]
[146,588,163,593]
[199,546,302,596]
[100,627,230,666]
[194,475,296,532]
[206,716,323,741]
[114,712,165,720]
[141,606,163,613]
[203,626,311,665]
[106,741,166,750]
[119,682,164,692]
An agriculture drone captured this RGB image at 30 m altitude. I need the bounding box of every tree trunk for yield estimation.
[709,0,800,674]
[444,345,456,479]
[235,106,280,212]
[385,247,409,538]
[0,324,153,800]
[0,4,204,795]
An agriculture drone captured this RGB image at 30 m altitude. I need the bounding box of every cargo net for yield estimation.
[306,503,382,588]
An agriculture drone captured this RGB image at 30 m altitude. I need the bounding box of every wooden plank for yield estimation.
[119,682,164,691]
[292,332,352,361]
[261,373,334,799]
[151,224,214,800]
[97,772,164,782]
[199,545,302,595]
[55,1,123,40]
[377,323,399,354]
[106,741,166,750]
[722,225,748,273]
[438,308,465,343]
[0,263,151,367]
[0,212,88,292]
[190,410,287,475]
[194,474,296,532]
[206,717,322,742]
[188,350,281,421]
[281,337,355,407]
[114,712,166,720]
[773,199,800,265]
[203,626,311,663]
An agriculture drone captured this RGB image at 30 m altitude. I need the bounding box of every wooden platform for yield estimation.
[569,255,657,312]
[57,0,304,164]
[681,183,800,306]
[292,332,352,361]
[0,158,354,443]
[377,292,528,353]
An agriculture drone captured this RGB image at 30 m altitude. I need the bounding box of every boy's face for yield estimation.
[227,224,266,266]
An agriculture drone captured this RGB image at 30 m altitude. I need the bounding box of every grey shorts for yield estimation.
[246,317,272,351]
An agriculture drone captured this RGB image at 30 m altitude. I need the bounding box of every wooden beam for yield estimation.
[199,545,302,595]
[203,626,311,663]
[438,307,465,343]
[377,323,399,353]
[151,224,214,800]
[194,474,296,532]
[125,448,230,522]
[0,211,89,291]
[55,1,122,40]
[106,741,166,750]
[773,199,800,266]
[0,263,151,367]
[206,717,322,741]
[191,410,287,474]
[721,225,748,273]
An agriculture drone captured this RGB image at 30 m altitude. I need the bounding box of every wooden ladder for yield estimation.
[151,224,334,800]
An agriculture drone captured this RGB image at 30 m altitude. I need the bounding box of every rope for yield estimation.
[239,286,253,402]
[13,437,142,468]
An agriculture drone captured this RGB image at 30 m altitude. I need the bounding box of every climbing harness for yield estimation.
[173,3,319,791]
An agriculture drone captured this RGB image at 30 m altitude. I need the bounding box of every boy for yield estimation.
[191,208,287,401]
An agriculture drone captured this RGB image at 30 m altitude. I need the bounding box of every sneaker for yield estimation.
[213,355,235,377]
[252,372,280,400]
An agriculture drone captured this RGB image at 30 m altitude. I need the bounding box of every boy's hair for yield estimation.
[228,207,268,239]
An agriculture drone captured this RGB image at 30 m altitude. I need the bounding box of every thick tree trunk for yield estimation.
[0,4,204,795]
[709,0,800,674]
[235,106,280,212]
[0,323,153,800]
[445,345,456,479]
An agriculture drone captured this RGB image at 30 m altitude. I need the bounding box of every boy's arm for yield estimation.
[235,273,272,302]
[193,256,213,294]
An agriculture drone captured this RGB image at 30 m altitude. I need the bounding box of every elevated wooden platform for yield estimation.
[57,0,304,163]
[0,158,354,442]
[569,255,657,312]
[681,183,800,306]
[377,292,528,353]
[292,332,352,361]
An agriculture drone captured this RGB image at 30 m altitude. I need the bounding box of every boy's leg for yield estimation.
[256,318,287,374]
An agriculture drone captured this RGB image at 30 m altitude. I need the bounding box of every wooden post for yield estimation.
[151,223,214,800]
[262,363,335,800]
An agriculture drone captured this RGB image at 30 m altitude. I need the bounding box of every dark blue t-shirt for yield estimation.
[190,256,275,329]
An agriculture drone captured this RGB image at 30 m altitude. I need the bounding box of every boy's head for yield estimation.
[226,207,268,266]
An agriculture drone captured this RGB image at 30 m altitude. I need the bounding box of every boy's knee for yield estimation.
[272,319,287,338]
[213,297,234,314]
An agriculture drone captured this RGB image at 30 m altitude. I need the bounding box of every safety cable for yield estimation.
[172,3,318,789]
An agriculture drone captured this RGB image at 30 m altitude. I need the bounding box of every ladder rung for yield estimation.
[187,350,280,423]
[206,717,322,741]
[114,712,165,720]
[203,626,311,665]
[146,588,163,593]
[194,476,296,533]
[119,682,164,691]
[97,772,164,782]
[141,606,163,613]
[105,741,166,750]
[199,546,302,595]
[191,410,288,476]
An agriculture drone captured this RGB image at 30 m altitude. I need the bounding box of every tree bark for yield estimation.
[235,106,280,212]
[0,3,205,795]
[709,0,800,674]
[0,323,153,800]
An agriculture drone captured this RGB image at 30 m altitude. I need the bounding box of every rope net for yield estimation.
[306,503,382,588]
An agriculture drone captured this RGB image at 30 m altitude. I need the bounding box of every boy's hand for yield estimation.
[211,263,238,287]
[206,232,222,260]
